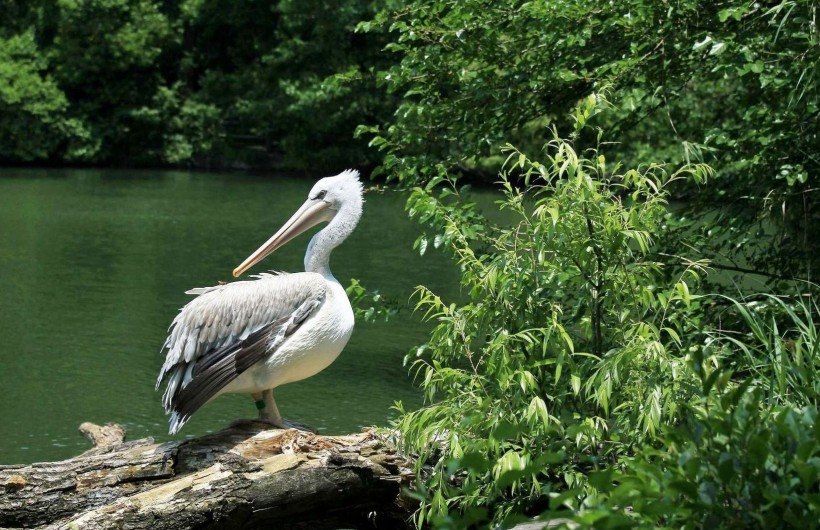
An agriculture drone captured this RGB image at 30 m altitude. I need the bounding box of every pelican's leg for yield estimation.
[251,392,265,419]
[261,388,283,426]
[227,392,271,431]
[257,389,316,433]
[251,392,265,410]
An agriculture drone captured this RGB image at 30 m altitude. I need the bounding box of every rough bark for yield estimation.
[0,421,415,530]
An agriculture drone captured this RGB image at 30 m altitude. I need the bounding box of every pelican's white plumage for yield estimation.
[156,170,363,434]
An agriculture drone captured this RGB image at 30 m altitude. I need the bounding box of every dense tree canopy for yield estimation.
[362,0,818,283]
[0,0,395,169]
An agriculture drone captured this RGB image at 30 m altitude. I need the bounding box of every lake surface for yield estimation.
[0,168,461,464]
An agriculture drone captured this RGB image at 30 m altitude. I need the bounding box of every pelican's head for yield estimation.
[309,169,364,216]
[232,170,363,277]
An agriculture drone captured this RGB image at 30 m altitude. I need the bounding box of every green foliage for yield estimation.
[395,98,713,527]
[369,1,820,524]
[362,0,819,282]
[566,395,819,529]
[0,0,394,168]
[653,0,820,284]
[707,294,820,407]
[393,92,818,528]
[130,83,221,164]
[346,278,398,323]
[49,0,179,163]
[0,30,70,161]
[555,295,820,529]
[260,0,399,170]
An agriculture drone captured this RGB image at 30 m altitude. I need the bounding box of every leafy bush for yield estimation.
[554,295,820,529]
[394,96,712,528]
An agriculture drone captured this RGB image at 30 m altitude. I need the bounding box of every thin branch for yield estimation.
[659,252,803,282]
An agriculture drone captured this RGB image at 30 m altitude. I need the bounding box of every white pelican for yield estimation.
[156,170,363,434]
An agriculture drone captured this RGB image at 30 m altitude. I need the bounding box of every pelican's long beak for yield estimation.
[232,199,332,277]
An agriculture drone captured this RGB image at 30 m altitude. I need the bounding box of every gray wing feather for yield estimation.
[156,272,326,433]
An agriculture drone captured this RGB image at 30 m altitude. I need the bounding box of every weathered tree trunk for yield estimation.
[0,421,415,530]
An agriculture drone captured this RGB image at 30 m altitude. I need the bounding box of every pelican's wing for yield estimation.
[156,272,326,433]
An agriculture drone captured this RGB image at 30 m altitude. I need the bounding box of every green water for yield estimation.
[0,168,459,464]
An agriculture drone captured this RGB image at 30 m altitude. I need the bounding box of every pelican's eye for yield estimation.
[313,190,327,200]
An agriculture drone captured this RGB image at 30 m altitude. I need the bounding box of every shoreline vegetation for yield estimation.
[2,0,818,528]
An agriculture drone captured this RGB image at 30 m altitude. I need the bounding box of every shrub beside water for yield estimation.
[394,98,818,528]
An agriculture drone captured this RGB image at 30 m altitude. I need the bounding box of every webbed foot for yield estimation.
[257,417,317,433]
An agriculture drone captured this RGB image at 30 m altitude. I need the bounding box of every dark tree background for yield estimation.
[0,0,396,170]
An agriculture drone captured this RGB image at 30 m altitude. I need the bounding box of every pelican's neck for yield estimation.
[304,202,361,281]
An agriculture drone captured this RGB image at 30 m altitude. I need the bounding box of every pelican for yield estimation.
[156,170,363,434]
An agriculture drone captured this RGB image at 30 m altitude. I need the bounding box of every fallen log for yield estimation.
[0,421,415,530]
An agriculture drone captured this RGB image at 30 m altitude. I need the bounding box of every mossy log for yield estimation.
[0,422,415,530]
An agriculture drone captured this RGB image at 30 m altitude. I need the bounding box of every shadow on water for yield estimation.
[0,168,475,464]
